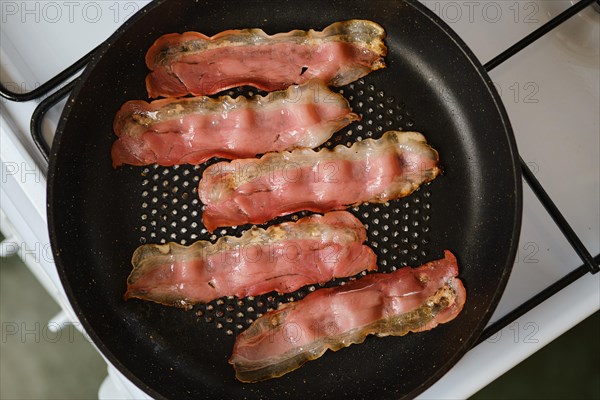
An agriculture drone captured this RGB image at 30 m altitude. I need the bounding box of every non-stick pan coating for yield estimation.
[48,0,522,398]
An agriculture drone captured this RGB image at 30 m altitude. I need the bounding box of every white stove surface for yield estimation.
[1,1,598,398]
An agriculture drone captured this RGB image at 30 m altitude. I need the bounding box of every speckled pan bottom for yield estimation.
[137,78,436,336]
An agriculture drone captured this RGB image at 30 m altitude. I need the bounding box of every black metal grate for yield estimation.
[0,0,598,349]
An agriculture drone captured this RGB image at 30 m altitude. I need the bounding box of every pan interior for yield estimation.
[48,0,521,399]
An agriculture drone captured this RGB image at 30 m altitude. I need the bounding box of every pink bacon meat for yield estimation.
[124,211,376,308]
[199,130,440,232]
[145,20,387,98]
[111,80,358,167]
[229,250,466,382]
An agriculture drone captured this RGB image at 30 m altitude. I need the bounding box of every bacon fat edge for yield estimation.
[199,130,440,232]
[145,20,387,97]
[112,80,359,167]
[124,211,377,308]
[229,250,466,382]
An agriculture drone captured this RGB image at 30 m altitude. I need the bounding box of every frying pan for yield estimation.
[47,0,522,398]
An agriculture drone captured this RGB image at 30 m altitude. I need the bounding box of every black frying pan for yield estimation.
[47,0,522,398]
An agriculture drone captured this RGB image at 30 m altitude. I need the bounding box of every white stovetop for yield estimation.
[1,1,598,398]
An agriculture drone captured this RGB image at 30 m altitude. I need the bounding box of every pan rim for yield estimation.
[400,1,522,397]
[48,2,175,398]
[47,0,523,398]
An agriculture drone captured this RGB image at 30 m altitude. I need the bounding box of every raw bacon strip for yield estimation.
[111,80,359,167]
[199,130,440,232]
[229,250,466,382]
[146,20,387,98]
[124,211,376,308]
